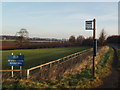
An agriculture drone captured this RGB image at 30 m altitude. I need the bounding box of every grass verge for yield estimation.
[116,49,120,71]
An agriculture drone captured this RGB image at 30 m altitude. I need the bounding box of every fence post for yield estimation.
[57,60,59,65]
[11,66,14,78]
[20,66,22,79]
[50,63,52,68]
[40,66,42,70]
[27,70,29,79]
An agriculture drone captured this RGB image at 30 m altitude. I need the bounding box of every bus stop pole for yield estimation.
[93,19,96,77]
[20,53,22,79]
[11,53,14,78]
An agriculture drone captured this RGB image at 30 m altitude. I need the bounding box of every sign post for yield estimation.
[8,53,24,78]
[85,18,97,77]
[93,19,96,77]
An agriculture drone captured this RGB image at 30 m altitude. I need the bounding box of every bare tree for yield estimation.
[99,29,106,46]
[82,36,93,46]
[76,35,85,45]
[16,28,29,48]
[69,35,76,43]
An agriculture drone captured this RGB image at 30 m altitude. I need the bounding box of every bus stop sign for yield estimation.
[86,21,93,30]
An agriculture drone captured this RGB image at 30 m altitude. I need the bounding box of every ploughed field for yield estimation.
[1,47,89,70]
[1,41,72,50]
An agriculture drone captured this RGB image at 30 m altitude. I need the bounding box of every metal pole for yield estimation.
[93,19,96,77]
[11,53,14,78]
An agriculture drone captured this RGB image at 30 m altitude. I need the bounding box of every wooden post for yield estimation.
[93,18,96,77]
[27,70,29,79]
[11,53,14,78]
[11,66,13,78]
[58,60,59,64]
[40,66,42,70]
[20,66,22,79]
[50,63,52,68]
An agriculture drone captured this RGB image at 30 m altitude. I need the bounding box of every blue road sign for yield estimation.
[8,55,24,66]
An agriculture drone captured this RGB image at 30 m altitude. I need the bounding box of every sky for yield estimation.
[1,2,118,39]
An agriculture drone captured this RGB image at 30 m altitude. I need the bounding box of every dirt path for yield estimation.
[98,48,120,88]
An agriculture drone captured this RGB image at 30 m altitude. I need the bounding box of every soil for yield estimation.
[1,41,69,50]
[98,48,120,88]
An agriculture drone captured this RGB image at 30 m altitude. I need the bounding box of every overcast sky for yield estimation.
[2,2,118,39]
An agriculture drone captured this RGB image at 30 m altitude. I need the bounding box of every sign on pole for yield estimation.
[85,19,97,77]
[8,55,24,66]
[85,21,93,30]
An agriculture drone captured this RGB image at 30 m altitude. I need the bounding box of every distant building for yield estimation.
[0,35,68,42]
[0,35,17,40]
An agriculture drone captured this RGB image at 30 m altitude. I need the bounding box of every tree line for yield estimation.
[69,29,120,46]
[14,29,119,49]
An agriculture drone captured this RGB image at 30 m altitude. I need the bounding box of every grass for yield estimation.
[95,48,113,79]
[116,49,120,71]
[53,48,114,88]
[55,69,94,88]
[1,47,89,69]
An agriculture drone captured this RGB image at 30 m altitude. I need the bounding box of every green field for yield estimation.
[1,47,89,69]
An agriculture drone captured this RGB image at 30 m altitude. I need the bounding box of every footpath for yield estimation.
[98,48,120,88]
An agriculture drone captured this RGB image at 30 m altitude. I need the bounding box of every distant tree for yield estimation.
[98,29,106,46]
[76,35,85,45]
[69,35,76,43]
[16,28,29,48]
[82,36,93,46]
